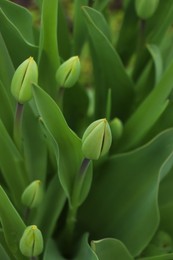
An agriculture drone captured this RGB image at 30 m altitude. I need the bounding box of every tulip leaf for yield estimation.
[22,104,47,182]
[43,239,66,260]
[33,175,66,240]
[91,238,133,260]
[0,120,28,204]
[0,186,26,260]
[38,0,60,96]
[0,0,35,44]
[0,32,14,92]
[139,253,173,260]
[147,44,163,84]
[75,233,98,260]
[32,85,93,207]
[0,5,37,67]
[0,80,13,134]
[78,129,173,256]
[82,6,134,119]
[120,59,173,151]
[73,0,88,54]
[0,244,11,260]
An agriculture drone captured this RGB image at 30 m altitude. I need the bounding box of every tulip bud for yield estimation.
[19,225,43,257]
[135,0,159,19]
[55,56,80,88]
[110,117,123,140]
[82,118,112,160]
[21,180,43,209]
[11,57,38,104]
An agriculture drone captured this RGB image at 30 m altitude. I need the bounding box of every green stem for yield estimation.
[63,158,91,251]
[13,102,24,151]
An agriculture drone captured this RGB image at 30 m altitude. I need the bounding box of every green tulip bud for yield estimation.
[19,225,43,257]
[82,118,112,160]
[21,180,43,208]
[55,56,80,88]
[110,117,123,140]
[135,0,159,19]
[11,57,38,104]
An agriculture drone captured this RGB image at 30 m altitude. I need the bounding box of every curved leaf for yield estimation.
[32,85,92,207]
[78,129,173,256]
[0,186,26,260]
[91,238,133,260]
[82,6,134,119]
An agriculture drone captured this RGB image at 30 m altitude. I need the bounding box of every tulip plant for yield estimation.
[1,0,173,259]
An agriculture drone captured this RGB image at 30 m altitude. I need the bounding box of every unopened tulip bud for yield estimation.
[55,56,80,88]
[11,57,38,104]
[19,225,43,257]
[82,118,112,160]
[135,0,159,19]
[21,180,43,209]
[110,117,123,140]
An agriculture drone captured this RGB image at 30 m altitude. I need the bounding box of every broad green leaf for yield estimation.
[32,85,92,207]
[0,0,35,44]
[139,253,173,260]
[0,81,13,134]
[74,234,98,260]
[0,186,26,260]
[38,0,60,96]
[43,239,66,260]
[73,0,88,55]
[119,59,173,151]
[33,175,66,241]
[116,2,138,64]
[146,0,173,44]
[58,1,71,60]
[22,104,47,182]
[63,84,89,134]
[159,168,173,238]
[0,243,11,260]
[82,6,134,119]
[0,120,28,204]
[91,238,133,260]
[147,44,163,84]
[78,129,173,256]
[0,32,14,91]
[93,0,110,11]
[0,5,37,67]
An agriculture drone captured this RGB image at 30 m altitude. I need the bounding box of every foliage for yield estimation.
[1,0,173,259]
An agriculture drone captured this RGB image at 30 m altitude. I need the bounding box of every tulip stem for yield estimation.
[63,158,91,253]
[13,102,24,152]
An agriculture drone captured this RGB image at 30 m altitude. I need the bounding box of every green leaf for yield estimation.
[146,0,173,44]
[139,253,173,260]
[75,234,98,260]
[82,6,134,119]
[0,120,28,204]
[58,1,71,60]
[78,129,173,256]
[0,32,14,91]
[0,244,11,260]
[0,186,26,260]
[0,4,37,67]
[22,104,47,182]
[38,0,60,96]
[0,80,14,134]
[0,0,35,44]
[43,239,66,260]
[91,238,133,260]
[73,0,88,54]
[33,175,66,241]
[32,85,92,207]
[119,59,173,151]
[147,44,163,84]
